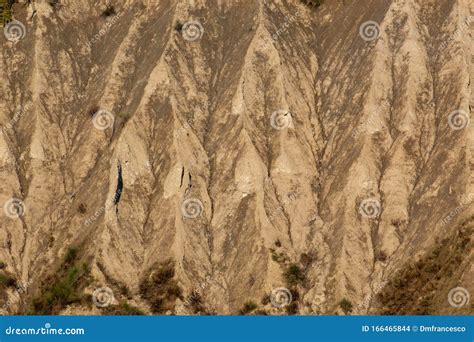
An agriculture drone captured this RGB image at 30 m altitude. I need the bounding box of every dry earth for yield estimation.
[0,0,472,315]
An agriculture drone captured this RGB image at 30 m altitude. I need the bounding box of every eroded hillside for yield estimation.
[0,0,472,315]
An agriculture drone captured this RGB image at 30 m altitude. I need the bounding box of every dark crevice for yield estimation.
[113,160,123,214]
[185,172,192,196]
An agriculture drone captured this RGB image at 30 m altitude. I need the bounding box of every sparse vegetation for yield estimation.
[301,0,324,8]
[377,217,473,315]
[139,260,183,314]
[286,302,299,315]
[27,247,90,315]
[101,3,116,18]
[96,262,130,299]
[284,263,305,286]
[270,248,288,263]
[64,247,78,264]
[239,301,257,315]
[266,249,308,315]
[87,106,99,117]
[0,272,16,288]
[0,268,17,310]
[286,288,300,315]
[254,309,268,315]
[104,302,145,315]
[174,20,183,32]
[261,294,270,305]
[186,289,207,314]
[78,203,87,214]
[0,0,14,25]
[339,298,353,314]
[375,250,388,262]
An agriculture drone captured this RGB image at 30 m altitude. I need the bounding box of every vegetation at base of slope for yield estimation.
[103,302,145,315]
[0,0,14,25]
[376,217,473,315]
[139,260,183,314]
[26,247,91,315]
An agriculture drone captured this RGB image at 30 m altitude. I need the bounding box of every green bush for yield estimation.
[64,247,78,264]
[239,301,257,315]
[284,263,305,285]
[28,248,90,315]
[339,298,353,314]
[104,303,145,315]
[174,20,183,32]
[0,0,14,25]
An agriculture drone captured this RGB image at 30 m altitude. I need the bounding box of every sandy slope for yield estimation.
[0,0,472,315]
